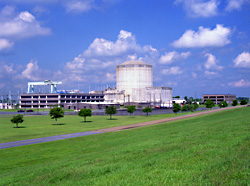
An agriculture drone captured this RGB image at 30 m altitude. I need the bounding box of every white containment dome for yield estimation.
[116,60,153,102]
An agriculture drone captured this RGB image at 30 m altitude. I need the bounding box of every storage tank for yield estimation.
[116,60,153,102]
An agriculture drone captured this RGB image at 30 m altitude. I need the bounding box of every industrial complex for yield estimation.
[17,60,241,109]
[19,60,172,109]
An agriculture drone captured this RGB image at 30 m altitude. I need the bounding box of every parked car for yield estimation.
[26,109,34,112]
[17,110,25,112]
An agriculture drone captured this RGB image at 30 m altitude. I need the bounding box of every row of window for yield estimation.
[21,96,104,99]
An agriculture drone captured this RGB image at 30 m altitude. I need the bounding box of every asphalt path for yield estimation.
[0,105,246,150]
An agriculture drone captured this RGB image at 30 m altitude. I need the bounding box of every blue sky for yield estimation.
[0,0,249,98]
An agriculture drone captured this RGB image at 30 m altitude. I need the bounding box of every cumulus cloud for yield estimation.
[159,51,191,64]
[0,39,13,51]
[204,53,223,71]
[233,51,250,68]
[0,8,51,39]
[162,66,183,75]
[21,60,40,81]
[175,0,219,18]
[65,30,158,84]
[225,0,250,12]
[228,79,250,87]
[172,24,231,48]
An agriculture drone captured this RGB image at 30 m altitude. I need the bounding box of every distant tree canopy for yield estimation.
[173,96,180,98]
[232,100,238,106]
[78,108,92,122]
[11,114,24,128]
[49,107,64,125]
[127,105,136,116]
[142,107,152,116]
[205,99,215,109]
[105,105,117,120]
[173,103,181,114]
[219,101,228,108]
[240,100,247,105]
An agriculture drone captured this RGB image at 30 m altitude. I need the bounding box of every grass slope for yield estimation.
[1,111,200,143]
[1,107,250,185]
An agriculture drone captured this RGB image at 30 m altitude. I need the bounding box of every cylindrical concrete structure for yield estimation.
[116,60,153,102]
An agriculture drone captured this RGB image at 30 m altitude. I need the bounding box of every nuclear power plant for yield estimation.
[105,60,172,106]
[19,60,172,109]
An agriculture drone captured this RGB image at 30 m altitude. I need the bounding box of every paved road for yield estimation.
[0,105,246,149]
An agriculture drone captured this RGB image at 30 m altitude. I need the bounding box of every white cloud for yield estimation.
[65,30,158,84]
[172,24,231,48]
[162,66,183,75]
[204,53,223,70]
[0,7,51,39]
[83,30,156,58]
[65,0,94,13]
[159,51,191,64]
[175,0,219,18]
[192,72,197,78]
[225,0,250,12]
[234,51,250,68]
[228,79,250,87]
[204,70,217,76]
[0,39,13,51]
[21,60,40,81]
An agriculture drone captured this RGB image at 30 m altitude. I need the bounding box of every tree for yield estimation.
[105,105,117,120]
[173,103,181,114]
[127,105,136,116]
[11,114,24,128]
[184,96,188,101]
[49,107,64,125]
[78,108,92,122]
[219,101,228,108]
[232,100,238,106]
[205,99,215,109]
[240,100,247,105]
[142,107,152,116]
[193,102,199,111]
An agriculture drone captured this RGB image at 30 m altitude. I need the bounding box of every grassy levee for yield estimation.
[0,111,203,143]
[1,107,250,185]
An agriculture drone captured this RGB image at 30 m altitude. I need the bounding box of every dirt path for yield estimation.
[0,106,246,149]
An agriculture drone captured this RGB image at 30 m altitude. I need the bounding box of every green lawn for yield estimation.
[1,107,249,185]
[0,111,201,143]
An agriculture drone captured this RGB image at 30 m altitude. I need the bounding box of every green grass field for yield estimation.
[1,107,249,185]
[0,111,200,143]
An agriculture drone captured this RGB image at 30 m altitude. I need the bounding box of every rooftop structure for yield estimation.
[27,80,62,94]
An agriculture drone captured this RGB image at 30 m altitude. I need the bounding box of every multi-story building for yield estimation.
[203,94,236,104]
[19,93,104,108]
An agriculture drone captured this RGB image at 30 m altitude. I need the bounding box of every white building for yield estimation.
[0,103,13,109]
[105,60,172,106]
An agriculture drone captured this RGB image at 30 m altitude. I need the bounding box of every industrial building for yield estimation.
[105,60,172,106]
[203,94,236,104]
[19,93,104,108]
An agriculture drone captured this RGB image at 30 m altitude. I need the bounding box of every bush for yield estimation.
[219,101,228,108]
[240,100,247,105]
[232,100,238,106]
[205,99,215,109]
[173,103,181,114]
